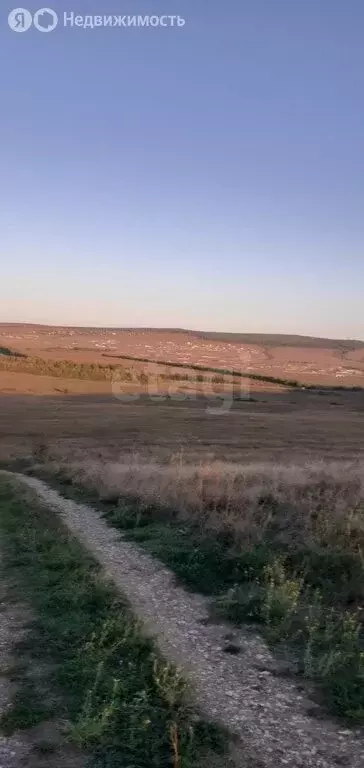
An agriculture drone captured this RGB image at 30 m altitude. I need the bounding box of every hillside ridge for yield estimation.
[1,323,363,350]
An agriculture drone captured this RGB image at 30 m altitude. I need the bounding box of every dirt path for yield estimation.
[2,471,364,768]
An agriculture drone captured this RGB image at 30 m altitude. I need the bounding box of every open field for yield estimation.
[1,356,364,754]
[1,389,364,465]
[1,389,364,732]
[2,323,364,387]
[0,367,287,398]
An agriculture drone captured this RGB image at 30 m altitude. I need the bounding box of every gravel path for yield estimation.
[2,471,364,768]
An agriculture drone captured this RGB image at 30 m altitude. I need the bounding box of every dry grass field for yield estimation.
[2,389,364,724]
[1,327,364,729]
[6,324,364,468]
[1,388,364,466]
[2,323,364,387]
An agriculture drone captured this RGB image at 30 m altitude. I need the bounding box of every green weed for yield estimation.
[261,559,303,640]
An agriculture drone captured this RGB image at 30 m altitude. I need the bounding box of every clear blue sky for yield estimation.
[1,1,363,338]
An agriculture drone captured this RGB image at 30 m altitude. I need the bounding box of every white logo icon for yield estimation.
[8,7,58,32]
[8,8,32,31]
[33,8,58,32]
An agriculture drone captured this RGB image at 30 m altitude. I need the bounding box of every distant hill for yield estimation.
[160,330,364,350]
[1,323,363,351]
[199,333,364,350]
[1,323,364,389]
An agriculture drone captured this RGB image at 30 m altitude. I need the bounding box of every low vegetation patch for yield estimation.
[1,351,361,392]
[0,346,26,357]
[0,353,227,389]
[102,353,301,388]
[0,354,127,381]
[0,479,228,767]
[31,457,364,723]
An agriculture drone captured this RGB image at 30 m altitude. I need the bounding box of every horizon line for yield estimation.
[0,321,363,345]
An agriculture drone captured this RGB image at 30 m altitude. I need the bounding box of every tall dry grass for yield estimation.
[22,451,364,721]
[42,455,364,556]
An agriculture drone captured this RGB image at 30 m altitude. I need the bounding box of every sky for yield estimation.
[1,0,364,339]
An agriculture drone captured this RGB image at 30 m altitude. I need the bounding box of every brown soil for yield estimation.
[1,324,364,387]
[0,388,363,467]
